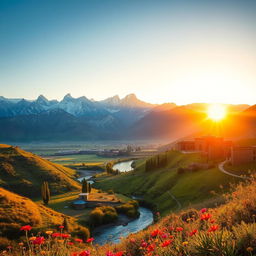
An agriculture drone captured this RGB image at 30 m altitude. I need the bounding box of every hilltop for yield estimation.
[0,144,80,198]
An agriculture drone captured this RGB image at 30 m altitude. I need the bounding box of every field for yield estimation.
[94,151,239,215]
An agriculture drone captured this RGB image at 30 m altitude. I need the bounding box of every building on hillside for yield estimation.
[231,146,256,165]
[175,141,195,151]
[176,136,233,161]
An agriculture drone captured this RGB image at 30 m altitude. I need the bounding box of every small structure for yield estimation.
[79,193,89,201]
[231,146,256,165]
[73,200,87,210]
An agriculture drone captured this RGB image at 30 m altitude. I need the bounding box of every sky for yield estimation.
[0,0,256,105]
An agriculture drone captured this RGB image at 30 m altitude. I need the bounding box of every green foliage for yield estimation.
[116,201,140,218]
[89,206,118,226]
[41,181,50,205]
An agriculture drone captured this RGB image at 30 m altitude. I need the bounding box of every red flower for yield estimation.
[61,234,71,239]
[141,241,148,248]
[75,238,83,243]
[59,225,64,229]
[161,233,168,239]
[79,250,90,256]
[147,244,155,252]
[200,208,207,213]
[71,253,79,256]
[200,213,212,221]
[130,238,136,243]
[52,233,61,238]
[32,237,45,245]
[86,238,94,243]
[210,219,215,223]
[68,242,74,245]
[161,240,172,247]
[189,229,198,236]
[114,252,123,256]
[208,225,219,232]
[151,229,160,237]
[176,227,183,232]
[169,227,174,231]
[20,225,32,231]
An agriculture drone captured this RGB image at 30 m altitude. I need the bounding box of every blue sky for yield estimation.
[0,0,256,104]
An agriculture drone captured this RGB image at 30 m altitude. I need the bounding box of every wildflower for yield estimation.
[79,251,90,256]
[130,238,136,243]
[200,208,207,213]
[68,242,74,245]
[18,242,24,246]
[169,227,174,231]
[29,236,37,241]
[161,240,172,247]
[61,234,71,239]
[200,213,212,221]
[176,227,183,232]
[52,232,61,238]
[45,230,53,235]
[114,252,123,256]
[151,229,160,237]
[33,237,45,245]
[189,229,198,236]
[20,225,32,231]
[246,247,253,252]
[59,225,64,229]
[208,225,219,232]
[58,239,64,243]
[86,237,94,243]
[182,241,189,246]
[210,219,215,223]
[169,235,174,239]
[75,238,83,243]
[147,244,155,252]
[141,241,148,248]
[161,233,168,239]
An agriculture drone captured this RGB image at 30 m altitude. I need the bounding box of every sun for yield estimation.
[207,104,227,121]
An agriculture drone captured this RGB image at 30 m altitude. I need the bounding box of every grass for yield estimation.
[94,150,238,215]
[0,144,80,199]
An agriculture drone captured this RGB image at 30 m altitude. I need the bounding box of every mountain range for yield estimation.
[0,94,254,142]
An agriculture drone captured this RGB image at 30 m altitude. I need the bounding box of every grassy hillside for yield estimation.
[0,187,89,244]
[95,150,238,215]
[0,144,80,198]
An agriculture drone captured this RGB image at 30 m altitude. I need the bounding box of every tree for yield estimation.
[41,181,50,205]
[82,179,89,193]
[62,217,71,232]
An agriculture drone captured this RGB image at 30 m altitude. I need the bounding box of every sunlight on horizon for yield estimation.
[207,104,227,122]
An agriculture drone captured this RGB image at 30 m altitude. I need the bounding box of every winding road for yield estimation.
[218,160,250,180]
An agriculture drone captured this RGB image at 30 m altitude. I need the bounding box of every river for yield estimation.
[93,206,153,245]
[113,160,134,172]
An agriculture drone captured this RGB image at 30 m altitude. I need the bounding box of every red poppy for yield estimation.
[86,238,94,243]
[208,225,219,232]
[79,250,90,256]
[52,233,61,238]
[68,242,74,245]
[176,227,183,232]
[161,240,172,247]
[151,229,160,237]
[200,213,212,221]
[147,244,155,252]
[200,208,207,213]
[130,238,136,243]
[189,229,198,236]
[32,237,45,245]
[161,233,168,239]
[20,225,32,231]
[61,234,71,239]
[59,225,64,229]
[169,227,174,231]
[75,238,83,243]
[141,241,148,248]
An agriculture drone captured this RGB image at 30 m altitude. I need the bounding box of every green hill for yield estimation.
[0,144,80,198]
[95,150,238,215]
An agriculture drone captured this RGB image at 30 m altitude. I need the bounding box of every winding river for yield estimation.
[93,207,153,245]
[76,160,154,245]
[113,160,134,172]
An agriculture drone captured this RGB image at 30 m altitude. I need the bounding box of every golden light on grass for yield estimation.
[207,104,227,122]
